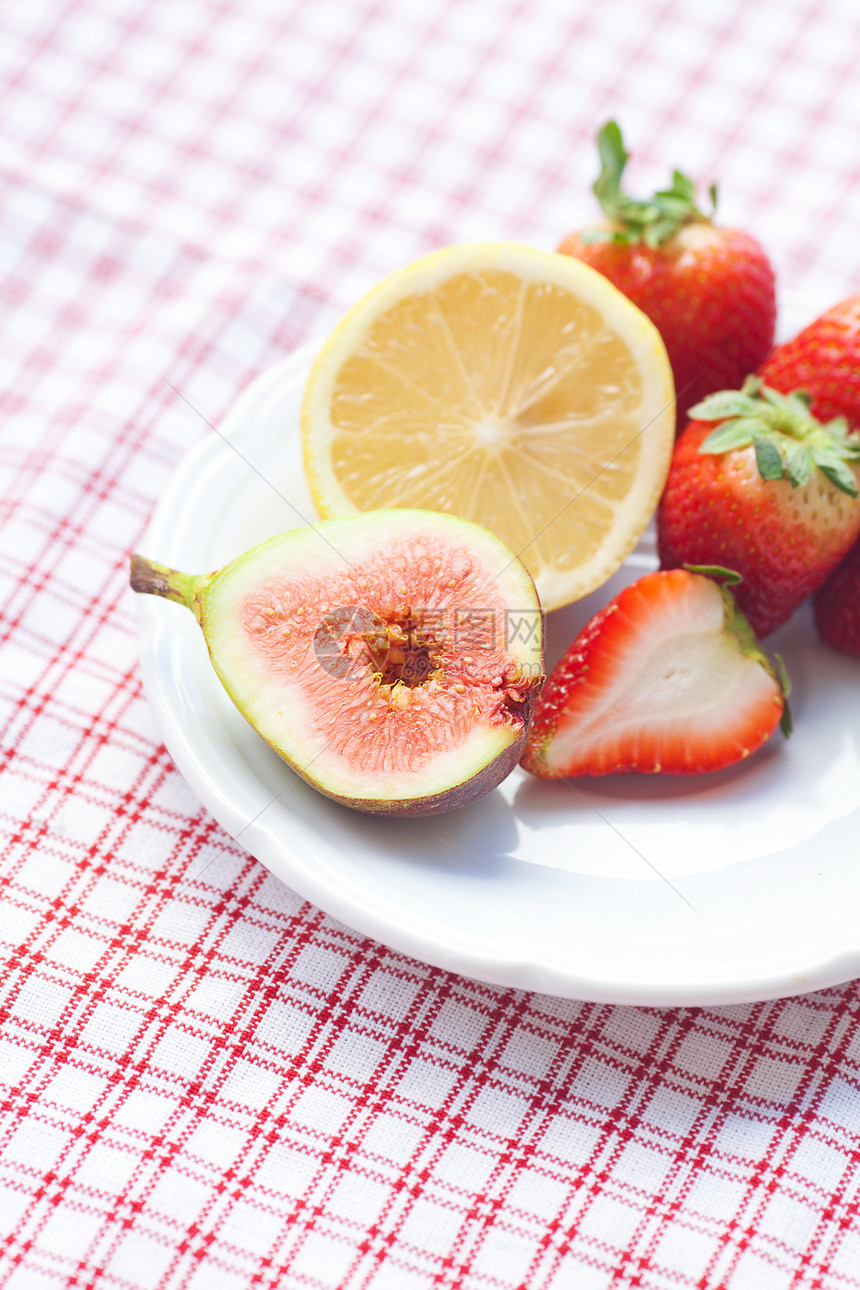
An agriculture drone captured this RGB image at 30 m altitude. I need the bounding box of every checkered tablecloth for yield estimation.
[4,1,860,1286]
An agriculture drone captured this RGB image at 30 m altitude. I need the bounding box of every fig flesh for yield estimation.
[131,509,544,816]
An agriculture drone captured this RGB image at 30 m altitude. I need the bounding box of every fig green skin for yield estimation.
[130,513,544,818]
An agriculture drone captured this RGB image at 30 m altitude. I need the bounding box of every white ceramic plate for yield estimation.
[137,333,860,1007]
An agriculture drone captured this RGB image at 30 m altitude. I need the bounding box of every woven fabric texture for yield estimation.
[3,1,860,1287]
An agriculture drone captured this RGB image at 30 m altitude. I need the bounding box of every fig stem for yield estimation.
[130,554,199,615]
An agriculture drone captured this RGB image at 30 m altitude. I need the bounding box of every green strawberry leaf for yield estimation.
[785,389,813,416]
[774,655,793,738]
[593,121,627,212]
[652,193,692,220]
[781,440,815,489]
[814,453,859,497]
[682,563,743,585]
[699,418,759,453]
[695,381,860,493]
[780,703,793,739]
[719,594,793,741]
[753,435,784,481]
[690,390,762,421]
[759,384,795,413]
[644,218,678,247]
[675,170,696,202]
[589,121,709,246]
[824,419,860,457]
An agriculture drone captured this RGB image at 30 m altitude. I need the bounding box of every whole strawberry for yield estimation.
[759,296,860,653]
[521,567,789,779]
[813,539,860,657]
[759,295,860,428]
[559,122,776,431]
[657,379,860,637]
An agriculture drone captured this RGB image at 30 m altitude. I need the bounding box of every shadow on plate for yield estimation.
[273,770,522,878]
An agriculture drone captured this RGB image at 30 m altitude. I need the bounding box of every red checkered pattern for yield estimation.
[3,0,860,1285]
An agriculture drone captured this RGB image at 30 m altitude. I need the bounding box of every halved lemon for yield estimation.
[301,243,675,611]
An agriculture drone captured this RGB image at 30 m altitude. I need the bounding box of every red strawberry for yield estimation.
[558,122,776,431]
[813,539,860,657]
[759,296,860,652]
[657,380,860,636]
[520,568,789,779]
[759,295,860,428]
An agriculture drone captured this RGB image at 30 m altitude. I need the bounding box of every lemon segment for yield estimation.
[301,243,675,612]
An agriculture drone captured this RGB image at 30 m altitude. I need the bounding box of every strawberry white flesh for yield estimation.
[521,569,787,778]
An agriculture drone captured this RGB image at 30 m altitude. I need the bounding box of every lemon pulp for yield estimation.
[302,244,675,611]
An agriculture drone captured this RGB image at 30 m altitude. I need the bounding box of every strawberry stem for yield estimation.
[695,377,860,496]
[583,121,713,248]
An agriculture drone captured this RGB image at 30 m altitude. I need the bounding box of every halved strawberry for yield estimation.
[520,568,789,779]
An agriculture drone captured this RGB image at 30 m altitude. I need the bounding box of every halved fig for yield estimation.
[131,509,544,816]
